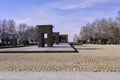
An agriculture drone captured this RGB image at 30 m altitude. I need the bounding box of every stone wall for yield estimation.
[59,35,68,43]
[53,32,59,44]
[37,25,54,47]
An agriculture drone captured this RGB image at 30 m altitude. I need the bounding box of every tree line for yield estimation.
[0,19,38,46]
[78,11,120,44]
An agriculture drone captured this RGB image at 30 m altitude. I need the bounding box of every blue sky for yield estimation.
[0,0,120,41]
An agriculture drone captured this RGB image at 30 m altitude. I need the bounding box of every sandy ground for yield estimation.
[0,44,120,80]
[0,44,120,72]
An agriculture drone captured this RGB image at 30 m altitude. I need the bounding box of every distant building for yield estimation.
[37,25,68,47]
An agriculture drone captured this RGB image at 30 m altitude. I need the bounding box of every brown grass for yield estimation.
[0,44,120,72]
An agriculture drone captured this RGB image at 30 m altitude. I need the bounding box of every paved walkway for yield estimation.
[0,72,120,80]
[0,43,76,53]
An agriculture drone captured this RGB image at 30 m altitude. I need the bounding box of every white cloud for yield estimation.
[57,0,115,10]
[17,0,118,41]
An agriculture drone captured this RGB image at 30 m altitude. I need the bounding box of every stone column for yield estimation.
[47,33,53,47]
[56,34,59,44]
[38,33,44,47]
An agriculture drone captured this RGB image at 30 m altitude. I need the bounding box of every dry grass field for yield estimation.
[0,44,120,72]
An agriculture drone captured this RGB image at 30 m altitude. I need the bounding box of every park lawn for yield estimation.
[0,44,120,72]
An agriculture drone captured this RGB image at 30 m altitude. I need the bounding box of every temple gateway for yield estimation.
[37,25,68,47]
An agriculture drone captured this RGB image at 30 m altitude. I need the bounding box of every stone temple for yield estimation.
[37,25,68,47]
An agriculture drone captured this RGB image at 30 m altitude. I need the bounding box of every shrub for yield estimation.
[19,40,30,45]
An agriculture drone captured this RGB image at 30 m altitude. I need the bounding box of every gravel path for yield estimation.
[0,72,120,80]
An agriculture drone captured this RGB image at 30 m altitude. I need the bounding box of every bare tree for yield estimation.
[7,19,17,39]
[80,16,120,44]
[18,23,28,40]
[0,19,9,44]
[73,34,79,42]
[26,26,37,43]
[0,19,37,45]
